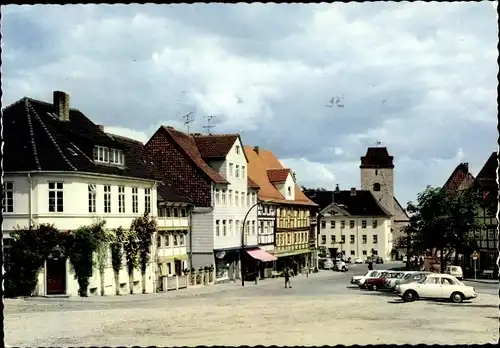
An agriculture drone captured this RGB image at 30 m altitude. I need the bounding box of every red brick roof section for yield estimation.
[162,126,229,184]
[267,168,291,183]
[248,177,260,189]
[360,147,394,168]
[193,134,239,159]
[443,162,475,192]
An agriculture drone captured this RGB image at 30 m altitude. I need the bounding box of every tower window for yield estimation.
[375,169,378,175]
[373,183,381,191]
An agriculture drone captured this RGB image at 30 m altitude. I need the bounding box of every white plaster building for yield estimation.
[2,91,190,297]
[306,187,393,261]
[146,128,259,283]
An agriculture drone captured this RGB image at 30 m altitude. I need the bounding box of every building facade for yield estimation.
[305,187,392,261]
[146,127,259,283]
[473,152,498,274]
[360,147,410,258]
[245,146,318,276]
[1,92,188,296]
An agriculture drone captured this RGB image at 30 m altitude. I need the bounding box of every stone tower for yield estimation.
[360,147,395,216]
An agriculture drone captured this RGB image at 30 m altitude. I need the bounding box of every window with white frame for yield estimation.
[173,234,178,246]
[93,145,124,166]
[216,220,220,236]
[362,235,367,244]
[215,189,220,205]
[287,186,292,196]
[236,220,240,235]
[252,221,256,235]
[179,233,185,245]
[180,207,186,217]
[229,163,234,178]
[173,207,179,217]
[246,193,250,207]
[228,190,233,205]
[221,190,227,205]
[2,181,14,213]
[222,220,227,236]
[144,188,151,214]
[235,165,240,178]
[246,221,250,235]
[235,191,239,207]
[104,185,111,213]
[118,186,125,213]
[373,235,378,244]
[235,145,240,154]
[330,220,335,229]
[229,220,233,235]
[132,187,138,213]
[242,166,245,178]
[94,146,109,163]
[240,193,244,207]
[88,184,96,213]
[48,182,64,212]
[109,148,124,165]
[264,222,268,235]
[361,220,367,228]
[165,233,170,246]
[321,235,326,244]
[372,219,378,228]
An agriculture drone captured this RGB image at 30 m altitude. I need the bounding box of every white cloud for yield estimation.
[2,3,497,205]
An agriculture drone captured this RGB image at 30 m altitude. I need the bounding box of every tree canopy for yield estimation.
[406,185,484,272]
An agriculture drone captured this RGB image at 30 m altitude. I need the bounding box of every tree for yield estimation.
[110,227,126,295]
[131,212,158,294]
[90,218,111,296]
[407,186,484,273]
[123,229,140,294]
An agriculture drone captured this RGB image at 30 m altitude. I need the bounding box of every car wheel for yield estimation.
[450,292,464,303]
[403,290,418,302]
[372,284,378,291]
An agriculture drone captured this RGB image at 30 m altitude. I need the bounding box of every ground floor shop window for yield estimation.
[215,252,234,280]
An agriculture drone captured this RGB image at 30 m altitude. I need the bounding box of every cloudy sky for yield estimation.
[2,2,498,206]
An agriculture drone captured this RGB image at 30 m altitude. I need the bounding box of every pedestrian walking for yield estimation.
[284,267,292,288]
[368,261,373,271]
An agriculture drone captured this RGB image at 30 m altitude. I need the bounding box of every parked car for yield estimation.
[445,265,463,280]
[394,271,431,289]
[334,260,348,272]
[375,256,384,264]
[358,270,386,288]
[383,271,406,290]
[365,271,392,291]
[319,258,334,270]
[351,270,378,284]
[354,258,363,264]
[396,273,477,303]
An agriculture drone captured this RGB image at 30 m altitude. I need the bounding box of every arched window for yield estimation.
[373,183,381,191]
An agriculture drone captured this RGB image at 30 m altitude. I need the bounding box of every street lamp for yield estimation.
[241,199,271,286]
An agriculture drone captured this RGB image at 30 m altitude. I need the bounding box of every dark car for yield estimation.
[375,257,384,264]
[365,271,391,291]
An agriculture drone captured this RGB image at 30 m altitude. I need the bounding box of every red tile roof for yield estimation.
[248,177,260,189]
[443,162,474,192]
[162,126,229,184]
[360,147,394,168]
[244,145,317,207]
[267,168,291,183]
[193,134,239,159]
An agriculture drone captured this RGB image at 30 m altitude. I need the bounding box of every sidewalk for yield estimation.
[13,270,336,303]
[463,278,498,285]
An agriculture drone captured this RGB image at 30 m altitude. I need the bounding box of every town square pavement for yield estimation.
[5,262,498,346]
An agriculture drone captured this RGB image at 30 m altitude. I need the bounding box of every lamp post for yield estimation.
[241,200,270,286]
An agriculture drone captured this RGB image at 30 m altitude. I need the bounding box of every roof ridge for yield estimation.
[26,97,82,112]
[106,132,144,145]
[24,99,42,170]
[27,99,78,171]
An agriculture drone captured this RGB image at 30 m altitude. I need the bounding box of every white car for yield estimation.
[383,271,406,290]
[395,273,477,303]
[445,265,463,280]
[354,258,363,264]
[351,270,378,284]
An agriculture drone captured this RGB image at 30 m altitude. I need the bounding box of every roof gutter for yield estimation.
[6,170,159,184]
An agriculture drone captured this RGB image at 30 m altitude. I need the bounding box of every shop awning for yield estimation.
[246,249,278,262]
[174,254,189,261]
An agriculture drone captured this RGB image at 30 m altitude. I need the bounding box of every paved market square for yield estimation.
[5,264,498,346]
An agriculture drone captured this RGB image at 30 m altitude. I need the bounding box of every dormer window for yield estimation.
[94,146,124,165]
[287,186,292,196]
[236,145,240,154]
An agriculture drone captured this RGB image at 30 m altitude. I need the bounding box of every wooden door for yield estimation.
[46,258,66,295]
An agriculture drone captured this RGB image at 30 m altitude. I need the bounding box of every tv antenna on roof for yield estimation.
[182,112,195,134]
[203,115,216,134]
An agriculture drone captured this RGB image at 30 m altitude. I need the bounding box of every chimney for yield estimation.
[53,91,70,121]
[350,187,356,196]
[98,125,104,132]
[463,162,469,171]
[254,146,260,154]
[335,184,340,193]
